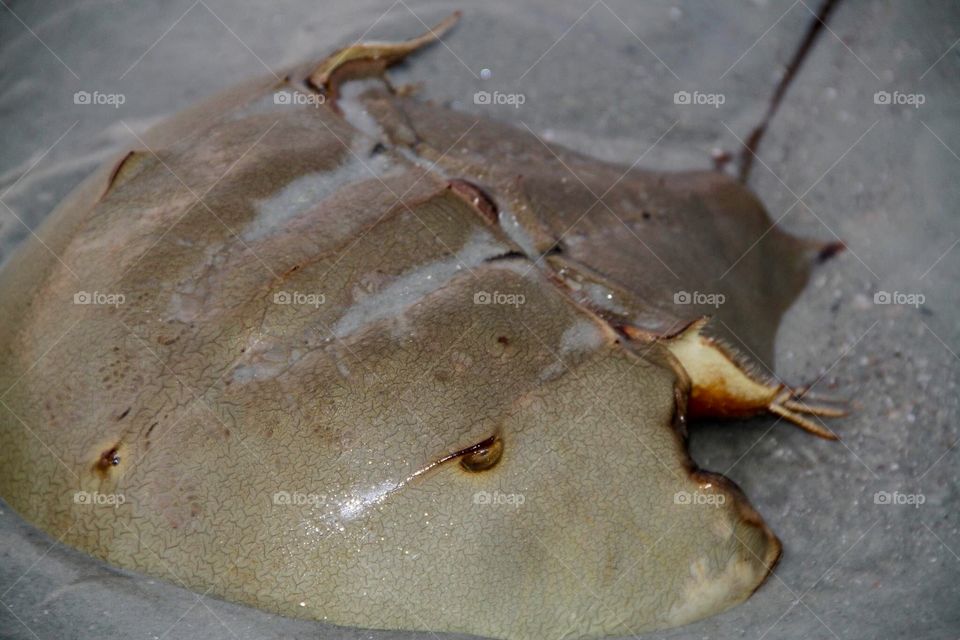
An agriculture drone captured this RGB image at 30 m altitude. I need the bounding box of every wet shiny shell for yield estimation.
[0,45,812,640]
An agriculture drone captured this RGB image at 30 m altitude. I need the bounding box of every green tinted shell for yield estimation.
[0,14,841,640]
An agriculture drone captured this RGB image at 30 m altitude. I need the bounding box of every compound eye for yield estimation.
[460,436,503,472]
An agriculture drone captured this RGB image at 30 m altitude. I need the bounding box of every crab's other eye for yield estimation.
[460,436,503,472]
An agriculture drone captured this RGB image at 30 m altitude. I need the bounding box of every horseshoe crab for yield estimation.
[0,13,845,639]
